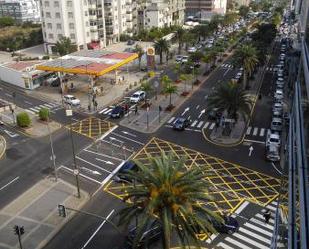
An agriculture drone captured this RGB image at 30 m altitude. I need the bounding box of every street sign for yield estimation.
[65,109,73,116]
[248,146,254,157]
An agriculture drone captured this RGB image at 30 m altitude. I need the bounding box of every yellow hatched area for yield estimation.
[67,117,115,139]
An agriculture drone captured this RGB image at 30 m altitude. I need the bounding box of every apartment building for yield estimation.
[185,0,227,21]
[40,0,135,54]
[0,0,40,23]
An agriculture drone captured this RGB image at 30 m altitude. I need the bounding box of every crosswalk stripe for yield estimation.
[266,204,277,212]
[39,104,49,109]
[103,109,112,115]
[203,122,210,129]
[217,242,234,249]
[244,222,273,237]
[48,103,58,107]
[33,106,42,110]
[256,213,275,224]
[260,128,265,136]
[224,237,252,249]
[26,109,36,115]
[250,218,274,230]
[228,64,232,68]
[238,227,271,244]
[99,108,108,114]
[253,127,258,136]
[191,120,198,127]
[232,233,269,249]
[29,108,39,113]
[209,123,215,130]
[44,103,54,108]
[246,126,252,135]
[197,121,204,128]
[168,117,175,124]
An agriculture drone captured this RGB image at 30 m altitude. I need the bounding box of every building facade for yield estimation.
[0,0,41,23]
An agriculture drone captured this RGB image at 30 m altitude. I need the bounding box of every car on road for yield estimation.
[63,95,80,106]
[274,89,284,100]
[271,118,283,132]
[175,55,183,63]
[181,56,189,64]
[266,144,280,162]
[127,40,135,45]
[46,75,59,84]
[272,102,283,113]
[110,105,125,118]
[130,91,146,103]
[188,47,197,53]
[208,108,222,120]
[116,161,138,183]
[266,130,281,147]
[173,118,191,131]
[272,110,282,119]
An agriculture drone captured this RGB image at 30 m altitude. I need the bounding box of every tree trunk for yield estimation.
[243,71,247,89]
[138,58,141,70]
[178,43,181,54]
[160,52,163,64]
[169,93,172,106]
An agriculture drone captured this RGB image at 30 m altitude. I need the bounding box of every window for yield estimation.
[85,11,88,16]
[56,23,61,29]
[68,12,73,18]
[69,23,74,29]
[54,1,59,7]
[47,23,52,29]
[85,21,89,27]
[67,1,73,7]
[44,1,49,7]
[46,12,51,18]
[70,33,75,39]
[55,12,60,18]
[48,33,54,39]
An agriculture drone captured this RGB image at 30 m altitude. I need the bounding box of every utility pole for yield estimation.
[47,114,57,181]
[13,225,24,249]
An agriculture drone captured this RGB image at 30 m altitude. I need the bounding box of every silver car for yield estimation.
[271,118,283,132]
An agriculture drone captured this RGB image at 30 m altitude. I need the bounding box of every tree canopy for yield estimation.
[55,37,77,56]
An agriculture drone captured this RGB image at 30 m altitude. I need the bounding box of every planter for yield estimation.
[193,79,201,85]
[175,79,181,84]
[181,91,190,96]
[165,105,175,112]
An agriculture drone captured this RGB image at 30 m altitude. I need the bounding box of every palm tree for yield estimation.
[118,152,223,249]
[232,44,259,89]
[161,75,177,107]
[140,81,153,105]
[207,80,253,122]
[154,38,170,65]
[134,44,144,70]
[175,26,185,54]
[180,73,191,93]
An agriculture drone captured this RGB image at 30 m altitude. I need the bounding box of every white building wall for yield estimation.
[0,66,28,89]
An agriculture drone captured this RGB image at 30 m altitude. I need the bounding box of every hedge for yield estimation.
[16,112,31,128]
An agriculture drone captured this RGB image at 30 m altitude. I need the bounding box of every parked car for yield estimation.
[274,89,284,100]
[272,102,284,113]
[266,130,281,147]
[130,91,146,103]
[272,110,282,119]
[175,55,183,63]
[188,47,197,53]
[127,40,135,45]
[110,105,125,118]
[271,118,283,132]
[116,161,138,183]
[46,75,59,84]
[181,56,189,64]
[50,78,61,87]
[63,95,80,106]
[173,118,191,131]
[266,144,280,162]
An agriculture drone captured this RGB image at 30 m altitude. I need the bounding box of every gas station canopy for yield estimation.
[36,50,138,77]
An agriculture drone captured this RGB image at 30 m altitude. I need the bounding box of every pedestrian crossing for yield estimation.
[25,102,60,115]
[99,107,113,115]
[221,63,234,68]
[216,200,285,249]
[246,126,268,138]
[221,63,277,72]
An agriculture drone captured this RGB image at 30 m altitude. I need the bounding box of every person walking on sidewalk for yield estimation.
[263,209,271,224]
[134,105,138,115]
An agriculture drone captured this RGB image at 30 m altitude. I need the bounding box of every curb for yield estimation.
[0,135,6,159]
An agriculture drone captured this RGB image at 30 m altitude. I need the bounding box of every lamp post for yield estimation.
[65,109,81,198]
[47,114,57,181]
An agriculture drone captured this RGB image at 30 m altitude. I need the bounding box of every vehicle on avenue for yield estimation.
[116,161,138,183]
[188,47,197,53]
[175,55,183,63]
[181,56,189,64]
[173,117,191,131]
[274,89,284,100]
[110,105,125,118]
[208,108,222,120]
[266,144,280,162]
[130,91,146,103]
[127,40,135,45]
[266,130,281,147]
[272,102,284,113]
[63,95,81,106]
[271,117,283,132]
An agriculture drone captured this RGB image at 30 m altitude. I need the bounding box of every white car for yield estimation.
[181,56,189,63]
[130,91,146,103]
[63,95,80,106]
[271,118,283,132]
[274,89,284,100]
[266,130,281,147]
[273,102,283,113]
[188,47,197,53]
[46,75,59,84]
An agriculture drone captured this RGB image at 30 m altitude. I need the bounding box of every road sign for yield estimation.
[248,146,254,157]
[181,107,190,116]
[65,109,73,116]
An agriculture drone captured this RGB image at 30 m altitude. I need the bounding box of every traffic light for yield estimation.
[13,225,24,235]
[58,204,66,217]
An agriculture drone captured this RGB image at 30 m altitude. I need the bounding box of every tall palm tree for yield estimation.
[118,152,223,249]
[162,75,177,107]
[232,44,259,89]
[175,26,185,54]
[140,81,153,105]
[154,38,170,65]
[207,80,253,121]
[134,44,145,70]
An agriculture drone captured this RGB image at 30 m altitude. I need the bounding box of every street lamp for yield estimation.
[65,109,81,198]
[154,80,159,100]
[46,114,57,181]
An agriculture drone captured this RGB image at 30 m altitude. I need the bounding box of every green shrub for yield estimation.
[39,108,49,121]
[16,112,31,128]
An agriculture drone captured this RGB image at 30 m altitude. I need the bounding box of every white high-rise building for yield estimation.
[0,0,41,23]
[185,0,227,20]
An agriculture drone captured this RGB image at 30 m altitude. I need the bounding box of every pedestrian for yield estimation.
[258,93,262,100]
[94,101,98,111]
[263,209,271,224]
[124,103,129,113]
[134,105,138,115]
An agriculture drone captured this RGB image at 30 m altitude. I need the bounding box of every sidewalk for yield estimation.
[0,135,6,159]
[0,177,88,249]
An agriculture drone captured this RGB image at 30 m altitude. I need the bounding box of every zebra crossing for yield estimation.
[99,107,114,115]
[246,126,268,138]
[166,117,216,131]
[216,200,286,249]
[25,102,60,115]
[221,63,277,72]
[221,63,234,68]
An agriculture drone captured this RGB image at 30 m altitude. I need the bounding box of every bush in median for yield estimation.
[16,112,31,128]
[39,108,50,121]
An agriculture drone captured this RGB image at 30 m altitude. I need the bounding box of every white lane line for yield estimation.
[196,105,200,109]
[238,227,271,244]
[81,209,115,249]
[217,242,234,249]
[223,68,230,76]
[271,162,283,175]
[260,128,265,136]
[191,120,198,127]
[0,177,20,191]
[243,139,265,145]
[97,125,118,141]
[168,117,175,124]
[256,213,275,223]
[26,109,36,115]
[246,126,252,135]
[99,108,108,114]
[83,149,123,162]
[59,165,102,184]
[235,201,249,214]
[103,109,112,115]
[209,123,215,130]
[110,132,144,145]
[24,100,32,105]
[224,237,251,249]
[250,218,274,230]
[253,127,258,136]
[197,121,204,128]
[244,222,273,237]
[232,233,269,249]
[203,122,210,129]
[5,93,12,98]
[76,156,112,174]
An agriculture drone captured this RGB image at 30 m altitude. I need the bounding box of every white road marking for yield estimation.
[110,132,144,145]
[84,149,123,162]
[260,128,265,136]
[29,108,39,113]
[209,123,215,130]
[76,156,112,174]
[243,139,265,145]
[168,117,175,124]
[24,100,32,105]
[217,242,233,249]
[271,162,283,175]
[246,126,252,135]
[99,108,108,114]
[191,120,198,127]
[196,105,200,109]
[5,93,12,98]
[223,68,230,76]
[244,223,273,237]
[0,177,19,191]
[26,109,36,115]
[103,109,112,115]
[121,130,137,137]
[235,201,249,214]
[256,213,274,224]
[253,127,258,136]
[203,122,210,129]
[39,104,49,108]
[238,227,271,244]
[250,218,274,230]
[44,103,54,108]
[95,158,114,165]
[81,209,115,249]
[224,237,251,249]
[59,165,101,184]
[232,233,269,249]
[197,121,204,128]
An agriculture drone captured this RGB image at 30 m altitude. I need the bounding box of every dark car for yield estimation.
[173,118,191,131]
[50,78,61,87]
[110,106,125,118]
[123,221,162,249]
[116,161,138,182]
[127,40,135,45]
[213,215,239,234]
